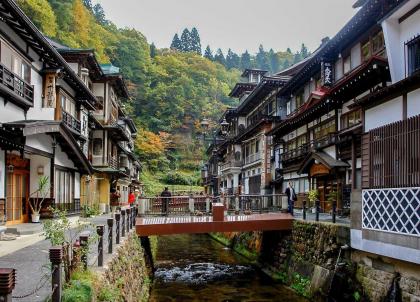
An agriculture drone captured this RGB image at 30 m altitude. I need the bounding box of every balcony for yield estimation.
[221,159,242,172]
[283,144,309,162]
[62,109,81,134]
[309,133,338,150]
[244,153,261,165]
[0,63,34,108]
[282,133,338,162]
[109,156,119,170]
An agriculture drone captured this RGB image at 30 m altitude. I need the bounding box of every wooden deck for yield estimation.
[135,213,293,236]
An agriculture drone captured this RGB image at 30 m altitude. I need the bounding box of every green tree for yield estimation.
[204,45,213,61]
[226,48,240,70]
[190,27,202,54]
[93,3,107,25]
[17,0,58,37]
[240,50,252,70]
[214,48,226,66]
[256,44,270,71]
[150,43,157,58]
[170,33,181,51]
[180,28,192,52]
[286,47,292,54]
[300,43,309,59]
[268,48,280,73]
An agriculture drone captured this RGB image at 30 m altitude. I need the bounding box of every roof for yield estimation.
[0,0,97,106]
[100,64,129,98]
[228,82,257,98]
[101,64,121,75]
[241,69,268,77]
[298,151,349,175]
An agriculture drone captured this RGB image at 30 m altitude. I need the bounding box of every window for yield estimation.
[407,35,420,76]
[343,55,351,74]
[0,40,31,83]
[295,90,304,109]
[372,31,385,55]
[255,140,259,153]
[286,101,291,115]
[93,138,103,156]
[361,40,371,62]
[55,169,74,204]
[314,119,336,140]
[60,92,76,117]
[341,109,362,130]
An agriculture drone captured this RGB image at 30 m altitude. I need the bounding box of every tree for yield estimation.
[93,3,107,25]
[300,43,309,59]
[72,0,89,45]
[150,43,157,58]
[180,28,192,52]
[82,0,93,12]
[286,47,292,54]
[214,48,226,66]
[240,50,252,70]
[226,48,240,70]
[170,34,182,51]
[256,44,270,71]
[268,48,280,73]
[190,27,202,54]
[17,0,58,37]
[204,45,213,60]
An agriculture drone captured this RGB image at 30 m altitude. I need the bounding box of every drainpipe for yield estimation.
[50,136,56,203]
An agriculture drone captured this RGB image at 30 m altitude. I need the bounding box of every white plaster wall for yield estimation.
[0,96,26,122]
[55,145,75,169]
[335,58,343,81]
[351,43,361,70]
[297,125,307,136]
[324,145,336,159]
[74,172,80,199]
[365,96,403,131]
[29,154,51,195]
[382,1,420,83]
[342,100,355,114]
[26,134,53,154]
[407,88,420,118]
[0,150,5,199]
[26,68,55,121]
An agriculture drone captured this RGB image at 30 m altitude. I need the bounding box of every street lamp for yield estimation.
[200,118,210,131]
[220,118,229,135]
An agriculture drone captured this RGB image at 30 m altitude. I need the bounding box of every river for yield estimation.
[149,234,307,302]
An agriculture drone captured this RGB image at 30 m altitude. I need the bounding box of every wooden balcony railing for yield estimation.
[244,153,261,165]
[109,156,119,170]
[221,159,242,171]
[310,132,338,150]
[0,63,34,106]
[283,144,309,162]
[62,109,81,133]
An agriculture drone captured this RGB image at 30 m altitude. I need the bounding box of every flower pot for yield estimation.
[31,213,40,223]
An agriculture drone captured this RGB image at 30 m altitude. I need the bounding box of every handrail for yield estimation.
[0,63,34,105]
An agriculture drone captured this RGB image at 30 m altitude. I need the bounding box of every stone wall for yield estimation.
[101,233,152,302]
[352,250,420,302]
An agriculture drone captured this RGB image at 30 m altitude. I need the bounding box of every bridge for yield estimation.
[135,195,294,236]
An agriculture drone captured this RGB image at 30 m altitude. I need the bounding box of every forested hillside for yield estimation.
[18,0,309,194]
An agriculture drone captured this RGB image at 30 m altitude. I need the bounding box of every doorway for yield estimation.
[6,154,30,224]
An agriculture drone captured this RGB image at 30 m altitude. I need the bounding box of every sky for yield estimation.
[95,0,358,55]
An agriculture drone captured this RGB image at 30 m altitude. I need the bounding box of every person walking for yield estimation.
[285,181,297,216]
[160,187,171,216]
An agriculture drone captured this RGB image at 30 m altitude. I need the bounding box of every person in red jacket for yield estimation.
[128,190,136,206]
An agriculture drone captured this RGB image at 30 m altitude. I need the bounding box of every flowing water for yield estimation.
[149,234,307,302]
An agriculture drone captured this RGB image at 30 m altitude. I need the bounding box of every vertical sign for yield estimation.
[321,61,334,87]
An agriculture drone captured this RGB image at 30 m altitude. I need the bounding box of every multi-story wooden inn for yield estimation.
[0,0,140,224]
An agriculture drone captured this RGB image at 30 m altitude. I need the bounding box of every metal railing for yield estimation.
[138,194,288,216]
[62,109,81,133]
[218,194,287,214]
[139,196,213,216]
[0,63,34,105]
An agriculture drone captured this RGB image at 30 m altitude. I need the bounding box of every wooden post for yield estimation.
[332,200,337,224]
[115,213,121,244]
[49,246,62,302]
[126,208,131,230]
[121,210,126,237]
[0,268,16,302]
[303,199,307,220]
[107,218,113,254]
[96,225,104,267]
[315,199,320,222]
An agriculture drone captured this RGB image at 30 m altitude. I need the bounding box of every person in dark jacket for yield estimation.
[160,187,171,215]
[285,181,297,216]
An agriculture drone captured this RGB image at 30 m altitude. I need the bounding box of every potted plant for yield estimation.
[29,176,49,223]
[308,189,319,213]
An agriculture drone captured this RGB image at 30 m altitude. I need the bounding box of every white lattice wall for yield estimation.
[362,188,420,237]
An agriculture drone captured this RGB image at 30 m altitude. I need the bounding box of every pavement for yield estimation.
[293,209,350,225]
[0,213,134,302]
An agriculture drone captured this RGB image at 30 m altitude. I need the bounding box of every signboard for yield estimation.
[310,163,330,177]
[321,62,334,87]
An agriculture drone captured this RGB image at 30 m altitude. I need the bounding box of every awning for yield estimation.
[297,151,349,176]
[8,121,93,174]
